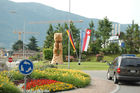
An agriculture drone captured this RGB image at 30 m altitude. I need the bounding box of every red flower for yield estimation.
[22,79,59,90]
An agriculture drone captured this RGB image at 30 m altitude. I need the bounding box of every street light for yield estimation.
[10,10,27,93]
[10,10,26,59]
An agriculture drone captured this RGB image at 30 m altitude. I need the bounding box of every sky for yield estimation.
[11,0,140,25]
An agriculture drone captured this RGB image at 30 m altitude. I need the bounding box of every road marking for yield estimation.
[110,84,120,93]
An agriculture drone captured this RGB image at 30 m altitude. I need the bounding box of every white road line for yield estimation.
[111,84,120,93]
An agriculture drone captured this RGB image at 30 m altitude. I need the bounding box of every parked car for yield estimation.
[107,54,140,84]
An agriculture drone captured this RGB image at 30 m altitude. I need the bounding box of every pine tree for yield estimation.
[44,24,54,48]
[97,17,112,48]
[124,21,140,53]
[134,24,140,52]
[12,40,23,51]
[27,36,39,51]
[88,20,95,53]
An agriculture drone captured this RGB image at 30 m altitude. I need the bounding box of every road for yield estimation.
[117,82,140,93]
[84,71,140,93]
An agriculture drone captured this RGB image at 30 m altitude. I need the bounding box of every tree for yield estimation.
[88,20,95,54]
[44,24,54,48]
[119,32,125,40]
[133,24,140,52]
[89,20,95,41]
[12,40,23,51]
[97,17,112,48]
[124,21,140,53]
[93,17,112,54]
[27,36,39,51]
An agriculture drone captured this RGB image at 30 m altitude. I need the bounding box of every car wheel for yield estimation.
[113,74,118,84]
[107,71,112,80]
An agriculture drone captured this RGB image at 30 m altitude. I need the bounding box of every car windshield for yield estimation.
[121,58,140,67]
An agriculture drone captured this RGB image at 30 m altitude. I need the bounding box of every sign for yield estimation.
[8,57,13,63]
[19,59,33,75]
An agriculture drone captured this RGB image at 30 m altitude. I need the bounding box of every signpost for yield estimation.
[8,57,13,70]
[8,57,13,63]
[19,59,33,93]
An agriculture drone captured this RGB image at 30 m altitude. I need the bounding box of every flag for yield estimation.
[82,29,91,52]
[66,30,76,52]
[80,30,85,52]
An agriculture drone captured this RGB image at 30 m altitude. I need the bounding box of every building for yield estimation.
[12,50,37,59]
[102,36,125,48]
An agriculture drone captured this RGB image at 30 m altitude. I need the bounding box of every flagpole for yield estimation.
[78,30,81,65]
[68,0,71,69]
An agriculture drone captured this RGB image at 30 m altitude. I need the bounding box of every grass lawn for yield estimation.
[35,54,140,71]
[56,62,109,70]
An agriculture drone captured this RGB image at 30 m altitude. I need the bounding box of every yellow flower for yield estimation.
[0,83,4,87]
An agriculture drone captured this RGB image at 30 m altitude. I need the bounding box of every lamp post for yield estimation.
[10,10,26,93]
[10,10,26,59]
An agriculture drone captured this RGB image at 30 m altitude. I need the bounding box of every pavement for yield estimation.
[62,73,117,93]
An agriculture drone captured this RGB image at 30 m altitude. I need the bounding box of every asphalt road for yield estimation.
[117,82,140,93]
[83,70,140,93]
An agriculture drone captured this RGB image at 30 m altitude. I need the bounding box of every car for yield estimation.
[107,54,140,84]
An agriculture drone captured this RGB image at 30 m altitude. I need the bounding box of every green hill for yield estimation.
[0,0,129,49]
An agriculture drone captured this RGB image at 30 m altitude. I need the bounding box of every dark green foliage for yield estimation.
[29,53,42,61]
[12,40,23,51]
[43,48,53,60]
[97,17,112,48]
[101,43,120,54]
[27,36,39,51]
[96,52,104,62]
[123,21,140,53]
[44,24,54,49]
[0,84,21,93]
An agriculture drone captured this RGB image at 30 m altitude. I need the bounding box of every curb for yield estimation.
[110,84,120,93]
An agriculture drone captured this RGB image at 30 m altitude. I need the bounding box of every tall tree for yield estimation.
[89,20,95,41]
[97,17,112,48]
[124,21,140,53]
[12,40,23,51]
[27,36,39,51]
[88,20,95,53]
[44,24,54,48]
[133,24,140,52]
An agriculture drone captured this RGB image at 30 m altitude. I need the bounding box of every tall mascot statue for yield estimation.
[51,33,63,64]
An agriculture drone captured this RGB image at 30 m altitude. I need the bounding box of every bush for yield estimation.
[0,75,21,93]
[43,48,53,60]
[65,56,77,62]
[29,53,42,61]
[96,52,104,62]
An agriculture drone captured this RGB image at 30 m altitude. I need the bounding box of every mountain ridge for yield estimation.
[0,0,129,49]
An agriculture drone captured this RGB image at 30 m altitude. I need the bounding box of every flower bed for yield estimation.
[16,79,75,92]
[31,68,91,88]
[0,68,91,92]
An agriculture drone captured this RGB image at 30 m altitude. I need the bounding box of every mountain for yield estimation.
[0,0,129,49]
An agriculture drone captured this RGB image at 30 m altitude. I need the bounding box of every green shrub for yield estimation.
[43,48,53,60]
[96,52,104,62]
[0,75,21,93]
[29,53,42,61]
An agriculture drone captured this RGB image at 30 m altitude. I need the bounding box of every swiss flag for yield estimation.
[82,29,91,52]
